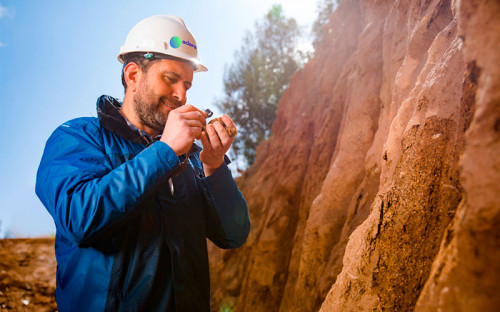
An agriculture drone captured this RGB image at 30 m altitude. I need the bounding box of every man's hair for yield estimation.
[121,53,157,92]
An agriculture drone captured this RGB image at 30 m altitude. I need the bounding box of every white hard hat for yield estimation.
[118,15,207,72]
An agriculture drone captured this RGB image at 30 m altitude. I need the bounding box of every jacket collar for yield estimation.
[97,95,148,145]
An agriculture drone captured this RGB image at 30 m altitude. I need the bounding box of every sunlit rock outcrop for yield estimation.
[209,0,500,311]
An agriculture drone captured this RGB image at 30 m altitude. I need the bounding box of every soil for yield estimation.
[0,238,57,312]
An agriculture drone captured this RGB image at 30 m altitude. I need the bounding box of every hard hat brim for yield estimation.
[118,51,207,73]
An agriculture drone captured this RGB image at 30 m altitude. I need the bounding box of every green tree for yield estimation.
[215,4,305,168]
[312,0,339,48]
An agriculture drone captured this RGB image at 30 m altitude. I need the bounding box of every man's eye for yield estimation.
[163,75,176,83]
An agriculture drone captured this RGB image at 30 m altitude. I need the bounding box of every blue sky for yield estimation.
[0,0,317,237]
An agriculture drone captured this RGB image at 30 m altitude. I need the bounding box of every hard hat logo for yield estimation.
[170,36,197,51]
[170,36,182,49]
[182,40,197,50]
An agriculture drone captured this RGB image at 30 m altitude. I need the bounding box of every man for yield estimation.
[36,15,250,311]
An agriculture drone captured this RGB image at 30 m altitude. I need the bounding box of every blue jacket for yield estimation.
[36,95,250,311]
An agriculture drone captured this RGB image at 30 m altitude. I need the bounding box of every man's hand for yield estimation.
[161,105,207,156]
[200,115,237,176]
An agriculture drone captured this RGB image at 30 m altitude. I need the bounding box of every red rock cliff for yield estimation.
[208,0,500,311]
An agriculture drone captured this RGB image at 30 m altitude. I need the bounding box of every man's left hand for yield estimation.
[200,115,236,176]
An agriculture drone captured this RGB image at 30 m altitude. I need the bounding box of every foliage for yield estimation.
[214,4,306,168]
[312,0,339,48]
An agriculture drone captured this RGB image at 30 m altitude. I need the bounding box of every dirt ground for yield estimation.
[0,238,57,311]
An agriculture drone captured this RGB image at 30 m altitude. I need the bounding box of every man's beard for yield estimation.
[133,93,166,133]
[132,89,181,133]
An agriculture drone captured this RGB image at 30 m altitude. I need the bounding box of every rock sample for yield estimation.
[208,0,500,311]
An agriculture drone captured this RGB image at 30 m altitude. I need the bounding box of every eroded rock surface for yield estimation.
[208,0,500,311]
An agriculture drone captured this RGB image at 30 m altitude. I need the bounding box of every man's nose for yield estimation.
[172,86,187,104]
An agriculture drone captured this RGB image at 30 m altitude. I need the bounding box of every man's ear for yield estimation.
[123,62,142,92]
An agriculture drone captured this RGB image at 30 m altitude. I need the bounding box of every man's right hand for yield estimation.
[160,104,207,156]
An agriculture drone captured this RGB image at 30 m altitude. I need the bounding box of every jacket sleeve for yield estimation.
[35,119,180,245]
[200,163,250,249]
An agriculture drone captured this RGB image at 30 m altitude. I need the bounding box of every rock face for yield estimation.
[208,0,500,311]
